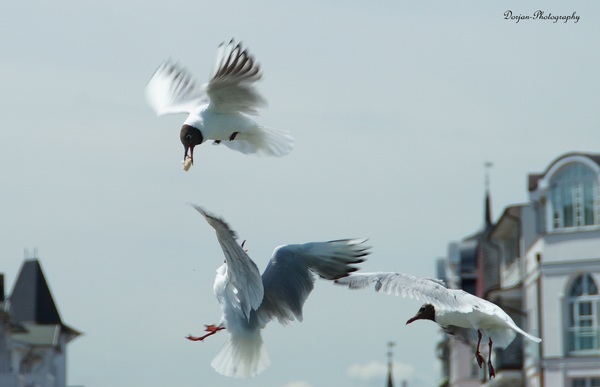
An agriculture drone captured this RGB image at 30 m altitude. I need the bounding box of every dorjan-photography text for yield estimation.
[504,10,579,23]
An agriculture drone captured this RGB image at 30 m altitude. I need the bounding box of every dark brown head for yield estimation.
[406,304,436,325]
[180,125,204,164]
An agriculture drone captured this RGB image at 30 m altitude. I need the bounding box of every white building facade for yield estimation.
[438,152,600,387]
[526,153,600,387]
[0,259,81,387]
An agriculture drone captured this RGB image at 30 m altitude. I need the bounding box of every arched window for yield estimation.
[549,163,599,230]
[567,274,600,353]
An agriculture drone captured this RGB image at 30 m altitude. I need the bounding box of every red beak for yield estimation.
[184,146,195,165]
[406,317,418,325]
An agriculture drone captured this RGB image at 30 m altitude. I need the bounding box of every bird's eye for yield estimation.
[185,134,191,141]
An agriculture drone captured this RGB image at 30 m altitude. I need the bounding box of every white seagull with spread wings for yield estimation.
[145,39,293,170]
[189,206,369,378]
[335,272,541,378]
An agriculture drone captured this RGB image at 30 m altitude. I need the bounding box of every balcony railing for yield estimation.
[567,328,600,354]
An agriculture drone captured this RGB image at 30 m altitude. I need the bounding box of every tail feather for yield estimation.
[489,326,541,350]
[211,330,270,378]
[488,328,517,349]
[504,318,542,344]
[223,126,294,157]
[513,326,542,343]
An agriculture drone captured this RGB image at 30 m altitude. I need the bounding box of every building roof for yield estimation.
[9,259,81,339]
[489,203,528,238]
[528,152,600,191]
[10,259,62,324]
[459,238,478,272]
[458,190,494,274]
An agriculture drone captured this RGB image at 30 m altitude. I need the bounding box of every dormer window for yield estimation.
[548,163,599,230]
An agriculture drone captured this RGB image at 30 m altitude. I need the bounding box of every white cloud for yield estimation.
[347,360,385,380]
[282,381,312,387]
[347,360,415,381]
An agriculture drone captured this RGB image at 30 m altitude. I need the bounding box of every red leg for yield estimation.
[241,240,248,253]
[488,337,495,378]
[475,330,485,368]
[229,132,239,141]
[186,324,225,341]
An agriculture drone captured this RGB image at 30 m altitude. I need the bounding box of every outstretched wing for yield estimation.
[335,272,473,314]
[205,39,267,115]
[256,239,369,326]
[145,61,207,116]
[192,205,264,322]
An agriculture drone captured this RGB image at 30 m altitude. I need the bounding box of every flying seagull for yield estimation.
[188,205,369,378]
[335,272,541,378]
[145,39,294,170]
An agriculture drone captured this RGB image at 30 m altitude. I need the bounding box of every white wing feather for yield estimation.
[192,206,264,321]
[145,61,206,116]
[257,239,369,326]
[205,39,266,115]
[335,272,473,313]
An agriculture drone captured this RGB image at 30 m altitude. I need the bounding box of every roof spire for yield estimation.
[484,162,493,229]
[23,247,39,259]
[387,341,396,387]
[484,161,493,192]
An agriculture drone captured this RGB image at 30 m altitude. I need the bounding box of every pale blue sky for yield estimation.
[1,2,599,386]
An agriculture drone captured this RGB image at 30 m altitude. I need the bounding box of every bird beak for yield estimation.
[406,316,418,325]
[184,145,195,165]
